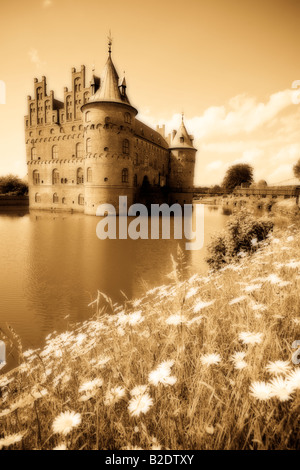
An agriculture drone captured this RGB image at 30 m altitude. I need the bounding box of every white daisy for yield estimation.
[53,443,67,450]
[128,393,153,417]
[269,377,294,402]
[52,411,82,436]
[249,381,272,401]
[286,369,300,390]
[234,360,247,370]
[0,432,26,450]
[265,360,291,376]
[104,386,126,406]
[200,353,221,366]
[231,351,246,362]
[130,385,148,397]
[239,331,263,345]
[78,378,103,393]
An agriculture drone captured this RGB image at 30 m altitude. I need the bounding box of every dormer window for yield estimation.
[180,137,184,143]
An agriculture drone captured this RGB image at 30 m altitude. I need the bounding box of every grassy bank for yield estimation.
[0,225,300,450]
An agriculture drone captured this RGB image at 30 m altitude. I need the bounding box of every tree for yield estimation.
[293,159,300,179]
[222,164,254,193]
[0,174,28,195]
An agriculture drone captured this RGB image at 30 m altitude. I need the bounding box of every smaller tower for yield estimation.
[169,115,196,204]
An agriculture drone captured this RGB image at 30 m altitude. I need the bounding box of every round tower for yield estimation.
[169,115,196,205]
[81,42,138,215]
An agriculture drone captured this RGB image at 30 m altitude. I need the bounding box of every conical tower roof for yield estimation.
[89,53,131,105]
[170,117,195,149]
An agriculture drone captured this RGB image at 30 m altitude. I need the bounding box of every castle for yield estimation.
[25,42,196,215]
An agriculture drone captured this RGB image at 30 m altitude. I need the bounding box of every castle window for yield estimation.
[53,193,59,203]
[144,156,149,167]
[84,92,89,104]
[52,145,58,159]
[33,170,40,185]
[52,169,59,185]
[180,137,184,143]
[77,167,84,184]
[85,111,91,123]
[62,197,66,204]
[122,168,129,183]
[35,193,41,203]
[37,87,42,100]
[86,138,92,154]
[87,167,92,182]
[31,147,37,160]
[122,139,129,155]
[124,113,131,124]
[134,174,138,187]
[74,78,81,92]
[78,194,84,205]
[76,142,83,158]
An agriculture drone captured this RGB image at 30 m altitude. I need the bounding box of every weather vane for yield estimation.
[108,30,113,54]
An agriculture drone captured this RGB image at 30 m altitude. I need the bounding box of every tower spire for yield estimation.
[108,30,113,55]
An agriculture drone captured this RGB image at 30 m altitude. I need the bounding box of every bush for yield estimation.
[206,209,273,269]
[0,174,28,196]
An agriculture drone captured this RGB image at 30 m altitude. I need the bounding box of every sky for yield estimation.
[0,0,300,186]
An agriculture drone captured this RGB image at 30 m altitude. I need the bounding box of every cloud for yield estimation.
[206,160,223,172]
[141,88,300,186]
[28,49,46,69]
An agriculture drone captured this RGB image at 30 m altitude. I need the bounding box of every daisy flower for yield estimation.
[0,432,26,450]
[238,331,263,345]
[200,353,221,366]
[148,360,175,386]
[269,377,294,402]
[265,360,291,376]
[234,360,247,370]
[286,369,300,390]
[130,385,148,397]
[104,386,126,406]
[78,378,103,393]
[128,393,153,417]
[52,411,82,436]
[231,351,246,362]
[53,443,67,450]
[249,381,272,401]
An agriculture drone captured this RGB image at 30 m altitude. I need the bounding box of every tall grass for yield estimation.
[0,226,299,450]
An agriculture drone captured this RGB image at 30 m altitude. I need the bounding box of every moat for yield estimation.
[0,205,229,370]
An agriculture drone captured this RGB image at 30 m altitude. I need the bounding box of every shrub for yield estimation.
[0,174,28,196]
[206,209,273,269]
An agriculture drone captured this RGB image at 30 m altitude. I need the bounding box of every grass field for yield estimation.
[0,221,299,450]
